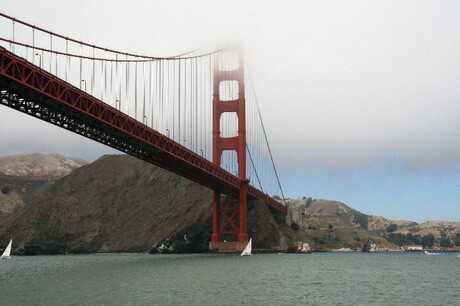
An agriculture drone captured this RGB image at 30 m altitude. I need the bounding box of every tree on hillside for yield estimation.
[407,233,422,245]
[386,233,406,246]
[439,237,452,248]
[386,223,398,232]
[386,233,422,246]
[454,233,460,246]
[306,197,313,208]
[421,234,435,248]
[353,213,368,230]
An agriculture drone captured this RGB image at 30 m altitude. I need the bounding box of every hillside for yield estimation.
[367,215,417,232]
[0,153,86,180]
[0,154,286,254]
[288,198,460,250]
[0,176,51,216]
[368,215,460,247]
[0,154,86,225]
[287,199,396,251]
[2,153,459,254]
[399,221,460,239]
[369,215,460,238]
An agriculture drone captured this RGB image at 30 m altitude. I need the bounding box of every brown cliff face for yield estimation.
[0,154,285,254]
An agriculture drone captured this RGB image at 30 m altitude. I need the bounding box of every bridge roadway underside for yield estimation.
[0,76,236,195]
[0,47,286,215]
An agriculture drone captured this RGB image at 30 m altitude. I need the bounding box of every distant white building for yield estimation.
[405,245,423,251]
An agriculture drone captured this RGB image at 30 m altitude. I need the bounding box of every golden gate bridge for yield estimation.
[0,12,286,252]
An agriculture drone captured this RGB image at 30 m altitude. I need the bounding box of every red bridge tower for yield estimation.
[210,48,249,252]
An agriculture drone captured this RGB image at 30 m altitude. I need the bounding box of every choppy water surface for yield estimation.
[1,252,459,305]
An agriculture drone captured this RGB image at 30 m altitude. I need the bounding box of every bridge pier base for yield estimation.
[210,191,221,244]
[238,179,249,243]
[209,241,247,253]
[209,179,250,253]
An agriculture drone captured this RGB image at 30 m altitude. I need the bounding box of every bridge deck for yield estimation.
[0,47,286,215]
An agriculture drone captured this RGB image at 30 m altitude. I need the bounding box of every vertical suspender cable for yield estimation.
[166,60,170,133]
[11,20,15,53]
[117,54,121,110]
[196,57,199,153]
[91,47,95,96]
[126,59,130,115]
[110,58,114,104]
[206,54,211,159]
[143,62,146,123]
[169,61,176,139]
[100,56,104,100]
[178,59,181,143]
[32,28,35,64]
[49,35,52,72]
[79,44,83,90]
[179,59,188,145]
[54,37,58,76]
[160,59,163,130]
[65,40,69,82]
[135,62,138,120]
[104,53,107,103]
[149,61,153,127]
[153,61,158,130]
[191,58,194,150]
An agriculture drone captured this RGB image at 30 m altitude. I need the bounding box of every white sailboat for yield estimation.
[423,250,441,256]
[1,239,12,259]
[241,238,252,256]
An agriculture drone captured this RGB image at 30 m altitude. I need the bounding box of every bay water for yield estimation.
[1,252,459,305]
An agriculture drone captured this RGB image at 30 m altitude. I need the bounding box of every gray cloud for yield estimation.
[2,0,460,174]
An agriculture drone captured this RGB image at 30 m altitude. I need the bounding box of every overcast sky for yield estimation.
[1,0,460,222]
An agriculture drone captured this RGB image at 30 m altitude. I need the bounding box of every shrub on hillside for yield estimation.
[386,223,398,232]
[421,234,435,248]
[387,232,422,246]
[454,233,460,246]
[353,213,368,230]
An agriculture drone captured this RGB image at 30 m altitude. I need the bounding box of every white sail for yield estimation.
[423,250,441,256]
[1,239,12,259]
[241,238,252,256]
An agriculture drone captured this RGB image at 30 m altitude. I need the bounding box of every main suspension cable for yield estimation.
[0,12,216,60]
[248,74,286,203]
